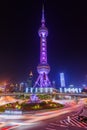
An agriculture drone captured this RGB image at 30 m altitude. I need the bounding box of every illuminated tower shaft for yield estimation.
[40,30,47,64]
[40,8,47,64]
[34,6,51,88]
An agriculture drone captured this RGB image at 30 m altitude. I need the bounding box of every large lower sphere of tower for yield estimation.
[37,64,50,74]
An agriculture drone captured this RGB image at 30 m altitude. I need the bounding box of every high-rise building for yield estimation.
[34,5,53,93]
[27,71,33,88]
[24,71,33,93]
[60,72,65,87]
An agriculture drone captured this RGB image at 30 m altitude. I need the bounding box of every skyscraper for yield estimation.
[34,5,52,93]
[60,72,65,87]
[27,71,33,88]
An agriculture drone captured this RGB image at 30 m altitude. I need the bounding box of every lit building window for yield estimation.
[30,87,33,93]
[60,88,63,93]
[42,33,45,37]
[79,88,82,93]
[42,38,45,42]
[42,47,45,51]
[25,87,28,93]
[40,88,43,93]
[50,88,53,93]
[42,52,45,55]
[35,88,38,93]
[45,87,48,93]
[42,43,45,46]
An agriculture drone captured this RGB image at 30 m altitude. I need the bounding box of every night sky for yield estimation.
[0,0,87,85]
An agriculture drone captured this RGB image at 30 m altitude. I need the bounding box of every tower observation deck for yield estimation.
[34,5,51,89]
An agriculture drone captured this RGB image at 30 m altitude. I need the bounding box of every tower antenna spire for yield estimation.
[41,3,45,25]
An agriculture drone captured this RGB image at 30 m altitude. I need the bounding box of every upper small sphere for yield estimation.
[38,25,48,37]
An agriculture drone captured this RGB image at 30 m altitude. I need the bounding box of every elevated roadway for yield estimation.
[0,92,87,98]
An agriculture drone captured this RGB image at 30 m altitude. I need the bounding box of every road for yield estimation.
[0,102,86,130]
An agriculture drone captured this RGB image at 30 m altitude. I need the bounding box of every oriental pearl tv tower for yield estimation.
[34,5,51,90]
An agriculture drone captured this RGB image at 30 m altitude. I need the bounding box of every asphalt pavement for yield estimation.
[1,104,86,130]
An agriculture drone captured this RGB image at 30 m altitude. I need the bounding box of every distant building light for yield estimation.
[50,88,53,93]
[30,87,33,93]
[60,73,65,87]
[35,88,38,93]
[79,88,82,93]
[64,88,67,93]
[82,84,86,87]
[60,87,82,93]
[69,84,74,87]
[60,88,63,93]
[42,47,45,51]
[40,88,43,93]
[45,87,48,93]
[25,87,28,93]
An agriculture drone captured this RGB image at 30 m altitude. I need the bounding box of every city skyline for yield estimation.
[0,0,87,84]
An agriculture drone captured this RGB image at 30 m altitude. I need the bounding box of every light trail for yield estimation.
[0,99,86,130]
[0,104,82,130]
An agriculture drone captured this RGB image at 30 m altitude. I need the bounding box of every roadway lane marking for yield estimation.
[73,118,87,128]
[47,125,55,128]
[82,121,87,127]
[60,116,87,128]
[60,120,63,124]
[49,123,68,127]
[47,122,68,129]
[73,116,87,128]
[46,128,56,130]
[49,123,60,126]
[59,124,68,127]
[46,118,87,130]
[70,119,81,127]
[69,119,76,126]
[63,119,74,126]
[63,120,69,125]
